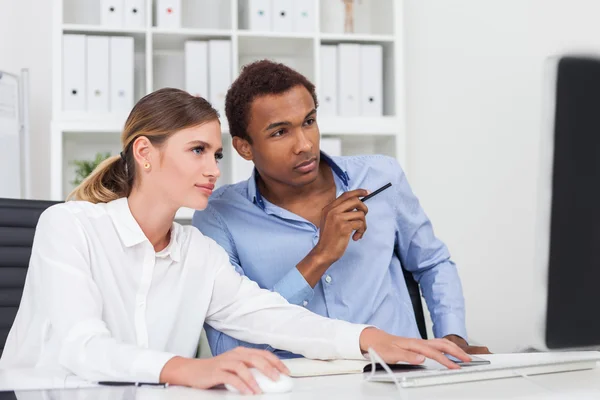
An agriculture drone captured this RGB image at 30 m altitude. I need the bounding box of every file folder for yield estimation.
[62,34,87,112]
[124,0,146,28]
[185,41,209,98]
[337,44,360,116]
[242,0,271,31]
[319,45,338,116]
[208,40,232,117]
[110,36,134,113]
[156,0,181,29]
[292,0,315,33]
[86,36,110,113]
[272,0,293,32]
[359,44,383,116]
[101,0,124,27]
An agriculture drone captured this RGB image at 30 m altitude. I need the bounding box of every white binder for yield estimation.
[272,0,293,32]
[208,40,232,117]
[185,41,208,99]
[62,34,86,112]
[320,138,342,157]
[241,0,271,31]
[291,0,315,33]
[319,45,337,116]
[86,36,110,113]
[101,0,125,27]
[124,0,146,28]
[359,44,383,116]
[156,0,181,29]
[110,36,134,113]
[337,44,360,116]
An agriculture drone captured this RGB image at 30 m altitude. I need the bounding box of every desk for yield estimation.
[2,367,600,399]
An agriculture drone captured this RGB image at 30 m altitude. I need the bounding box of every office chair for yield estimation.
[0,198,60,357]
[403,269,427,339]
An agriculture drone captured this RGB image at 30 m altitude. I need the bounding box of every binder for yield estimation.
[291,0,315,33]
[101,0,124,27]
[359,45,383,116]
[242,0,271,31]
[62,34,86,112]
[124,0,146,28]
[272,0,293,32]
[110,36,134,113]
[86,36,110,113]
[156,0,181,29]
[320,138,342,157]
[319,45,337,116]
[185,41,208,99]
[208,40,232,117]
[337,44,360,116]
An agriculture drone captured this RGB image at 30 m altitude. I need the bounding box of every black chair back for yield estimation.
[0,198,60,357]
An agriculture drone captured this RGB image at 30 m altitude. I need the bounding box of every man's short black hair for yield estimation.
[225,60,319,143]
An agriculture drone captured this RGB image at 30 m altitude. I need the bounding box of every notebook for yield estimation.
[282,358,428,377]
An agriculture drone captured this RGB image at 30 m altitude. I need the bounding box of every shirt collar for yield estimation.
[248,151,350,211]
[106,197,181,262]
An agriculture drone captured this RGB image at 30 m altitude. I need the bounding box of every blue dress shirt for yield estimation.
[192,153,467,358]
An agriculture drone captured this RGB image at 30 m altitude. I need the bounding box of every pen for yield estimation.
[98,381,169,388]
[360,182,392,202]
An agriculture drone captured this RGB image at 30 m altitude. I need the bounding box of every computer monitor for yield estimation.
[532,55,600,350]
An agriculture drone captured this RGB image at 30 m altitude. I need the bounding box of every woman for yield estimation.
[0,89,469,395]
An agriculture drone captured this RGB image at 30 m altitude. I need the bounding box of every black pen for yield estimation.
[98,381,169,388]
[361,182,392,202]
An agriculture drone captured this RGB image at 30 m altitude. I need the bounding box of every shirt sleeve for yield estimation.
[194,206,314,356]
[204,239,369,361]
[388,157,468,341]
[32,206,176,383]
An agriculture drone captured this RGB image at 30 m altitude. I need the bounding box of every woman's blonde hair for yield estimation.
[68,88,219,203]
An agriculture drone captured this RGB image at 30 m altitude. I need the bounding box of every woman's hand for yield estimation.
[359,327,472,369]
[159,347,290,395]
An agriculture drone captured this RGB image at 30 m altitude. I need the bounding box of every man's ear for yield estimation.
[232,136,253,161]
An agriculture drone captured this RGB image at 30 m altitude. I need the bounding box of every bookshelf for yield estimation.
[51,0,405,221]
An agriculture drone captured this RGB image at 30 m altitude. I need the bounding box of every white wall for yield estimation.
[0,0,53,199]
[404,0,600,352]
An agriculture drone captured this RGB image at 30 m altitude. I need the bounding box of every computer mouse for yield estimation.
[225,368,294,394]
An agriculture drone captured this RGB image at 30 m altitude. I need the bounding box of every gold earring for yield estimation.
[144,162,151,169]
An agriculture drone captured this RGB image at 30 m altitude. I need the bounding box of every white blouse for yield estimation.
[0,198,367,383]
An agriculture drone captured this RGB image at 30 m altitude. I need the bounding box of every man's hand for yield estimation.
[444,334,491,355]
[359,328,471,369]
[297,189,369,287]
[313,189,369,262]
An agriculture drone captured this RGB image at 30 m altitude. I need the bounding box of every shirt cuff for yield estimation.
[132,350,177,383]
[433,314,468,342]
[272,267,314,306]
[333,323,372,360]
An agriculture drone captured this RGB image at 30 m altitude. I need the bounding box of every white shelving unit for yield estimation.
[51,0,406,221]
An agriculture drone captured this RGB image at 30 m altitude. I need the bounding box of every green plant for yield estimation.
[71,152,112,186]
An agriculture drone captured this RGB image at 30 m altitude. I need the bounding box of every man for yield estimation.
[193,60,489,357]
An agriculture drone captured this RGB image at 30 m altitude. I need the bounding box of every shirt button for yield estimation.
[325,275,332,284]
[302,300,308,307]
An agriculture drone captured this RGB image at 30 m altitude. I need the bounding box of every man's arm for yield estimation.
[388,157,491,354]
[389,158,468,340]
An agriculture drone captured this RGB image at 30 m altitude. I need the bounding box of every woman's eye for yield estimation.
[215,153,224,162]
[192,146,204,155]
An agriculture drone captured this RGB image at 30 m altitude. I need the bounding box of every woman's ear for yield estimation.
[232,137,253,161]
[132,136,152,168]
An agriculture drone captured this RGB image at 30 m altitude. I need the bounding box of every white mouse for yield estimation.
[225,368,294,394]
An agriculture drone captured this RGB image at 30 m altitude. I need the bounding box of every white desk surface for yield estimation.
[2,366,600,399]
